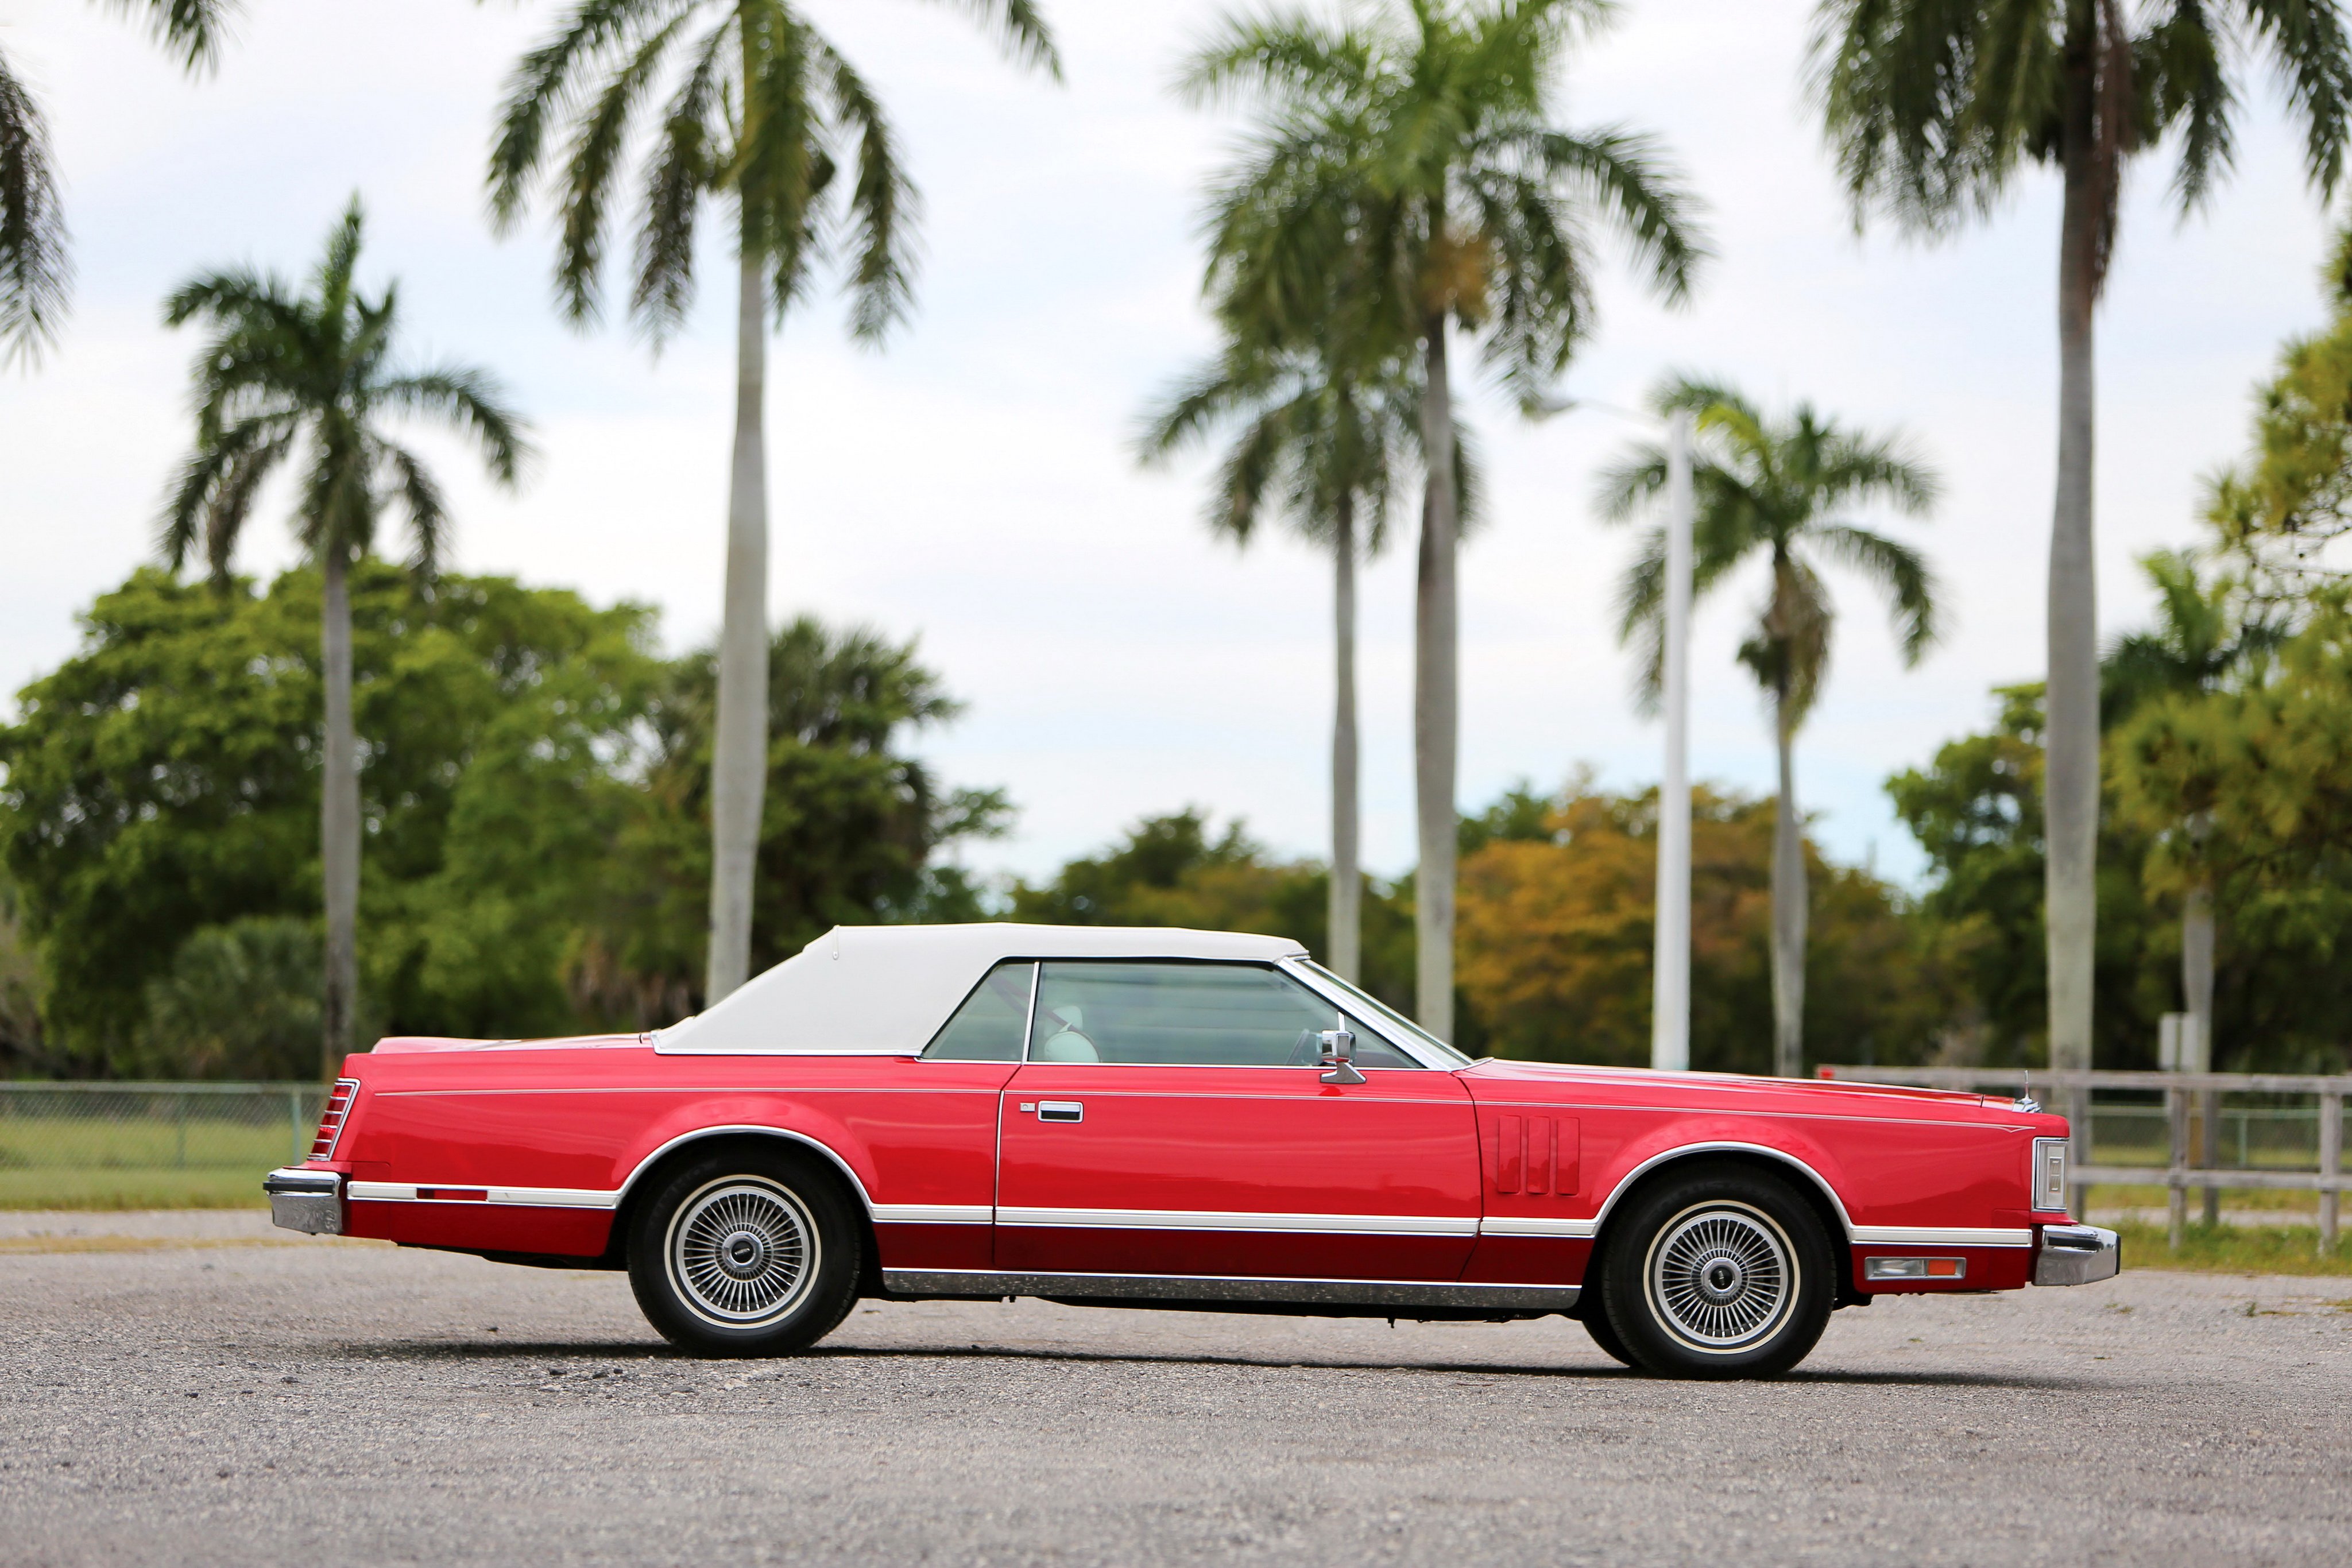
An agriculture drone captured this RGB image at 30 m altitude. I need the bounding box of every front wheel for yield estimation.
[627,1148,862,1356]
[1598,1162,1833,1379]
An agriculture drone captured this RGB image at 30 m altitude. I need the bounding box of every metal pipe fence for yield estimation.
[0,1082,330,1208]
[1818,1065,2349,1254]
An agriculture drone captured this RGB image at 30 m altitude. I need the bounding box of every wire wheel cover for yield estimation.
[1646,1202,1795,1352]
[668,1179,817,1326]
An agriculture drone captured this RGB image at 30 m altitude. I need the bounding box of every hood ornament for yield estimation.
[2014,1093,2042,1115]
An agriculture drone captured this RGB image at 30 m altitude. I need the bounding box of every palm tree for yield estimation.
[1138,344,1473,984]
[1602,377,1939,1078]
[485,1,1057,1008]
[1809,0,2352,1079]
[2105,548,2276,1219]
[159,198,530,1077]
[2,1,232,364]
[1182,0,1704,1040]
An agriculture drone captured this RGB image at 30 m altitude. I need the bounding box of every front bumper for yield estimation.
[264,1168,343,1235]
[2033,1223,2120,1286]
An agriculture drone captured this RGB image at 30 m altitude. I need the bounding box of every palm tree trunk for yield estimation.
[1329,495,1361,984]
[1770,690,1808,1078]
[1414,316,1459,1042]
[2045,40,2102,1083]
[705,245,772,1005]
[319,544,361,1079]
[2183,880,2218,1224]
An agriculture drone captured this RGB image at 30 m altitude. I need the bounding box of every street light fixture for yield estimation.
[1533,395,1696,1073]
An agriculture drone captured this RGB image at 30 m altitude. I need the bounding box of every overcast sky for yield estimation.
[1,0,2337,892]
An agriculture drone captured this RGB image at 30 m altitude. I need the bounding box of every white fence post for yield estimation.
[2322,1091,2342,1257]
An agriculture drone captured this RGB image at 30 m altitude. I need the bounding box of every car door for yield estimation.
[995,960,1483,1284]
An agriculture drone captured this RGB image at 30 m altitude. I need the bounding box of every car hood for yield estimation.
[1460,1057,2006,1112]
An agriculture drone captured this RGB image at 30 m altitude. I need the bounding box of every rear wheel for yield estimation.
[626,1147,861,1356]
[1599,1162,1833,1379]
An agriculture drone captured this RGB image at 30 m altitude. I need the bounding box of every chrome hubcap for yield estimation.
[668,1179,816,1326]
[1647,1202,1794,1353]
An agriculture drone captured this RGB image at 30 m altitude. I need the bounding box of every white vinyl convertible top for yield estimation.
[653,923,1309,1056]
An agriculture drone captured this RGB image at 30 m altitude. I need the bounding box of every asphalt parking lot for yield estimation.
[3,1212,2349,1567]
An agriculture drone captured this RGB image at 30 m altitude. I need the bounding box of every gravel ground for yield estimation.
[3,1213,2349,1567]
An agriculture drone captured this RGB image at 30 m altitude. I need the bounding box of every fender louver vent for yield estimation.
[1491,1116,1579,1196]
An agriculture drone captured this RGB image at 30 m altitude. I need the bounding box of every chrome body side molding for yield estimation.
[881,1268,1579,1312]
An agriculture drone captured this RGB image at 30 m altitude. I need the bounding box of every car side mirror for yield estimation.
[1318,1028,1366,1085]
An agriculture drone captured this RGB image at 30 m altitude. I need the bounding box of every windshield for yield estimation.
[1293,960,1473,1067]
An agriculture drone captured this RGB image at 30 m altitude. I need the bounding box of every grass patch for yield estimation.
[0,1170,272,1210]
[2112,1218,2352,1277]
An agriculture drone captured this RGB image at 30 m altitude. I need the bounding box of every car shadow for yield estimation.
[329,1337,2095,1390]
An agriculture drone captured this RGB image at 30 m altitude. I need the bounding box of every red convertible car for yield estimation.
[266,924,2117,1377]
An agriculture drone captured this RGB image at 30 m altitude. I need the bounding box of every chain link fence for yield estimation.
[0,1082,330,1209]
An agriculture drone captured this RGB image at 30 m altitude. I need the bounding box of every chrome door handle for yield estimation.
[1037,1101,1084,1124]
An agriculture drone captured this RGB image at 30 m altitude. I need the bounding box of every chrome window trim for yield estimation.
[1013,958,1429,1071]
[1279,959,1466,1068]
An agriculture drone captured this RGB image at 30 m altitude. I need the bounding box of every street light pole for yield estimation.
[1653,409,1695,1073]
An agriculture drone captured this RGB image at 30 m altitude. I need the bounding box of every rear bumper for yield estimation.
[2033,1223,2120,1286]
[264,1168,343,1236]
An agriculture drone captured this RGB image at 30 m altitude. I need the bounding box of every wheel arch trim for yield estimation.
[613,1125,878,1217]
[1587,1140,1858,1239]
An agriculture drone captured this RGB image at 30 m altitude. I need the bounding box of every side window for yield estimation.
[1029,961,1419,1067]
[921,961,1035,1060]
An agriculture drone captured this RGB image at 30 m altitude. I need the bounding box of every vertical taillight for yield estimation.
[310,1079,361,1161]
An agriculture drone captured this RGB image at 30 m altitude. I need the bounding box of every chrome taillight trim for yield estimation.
[309,1078,361,1161]
[2030,1136,2069,1211]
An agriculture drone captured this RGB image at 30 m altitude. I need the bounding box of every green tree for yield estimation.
[0,566,1005,1069]
[2111,589,2352,1073]
[0,566,656,1068]
[1810,0,2352,1081]
[1455,777,1933,1073]
[1182,0,1704,1040]
[1,1,231,363]
[485,0,1057,1012]
[1601,377,1939,1077]
[157,199,529,1076]
[140,917,326,1081]
[2208,226,2352,584]
[1009,808,1420,1018]
[577,617,1012,1024]
[1138,344,1454,985]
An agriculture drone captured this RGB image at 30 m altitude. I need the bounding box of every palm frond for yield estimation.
[811,32,917,342]
[108,0,238,75]
[489,0,687,230]
[376,438,450,577]
[378,367,533,486]
[1809,522,1941,663]
[631,18,731,338]
[0,45,69,367]
[1175,12,1375,111]
[929,0,1063,81]
[552,7,696,324]
[2239,0,2352,196]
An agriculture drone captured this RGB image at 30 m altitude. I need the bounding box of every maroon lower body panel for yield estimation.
[346,1201,611,1257]
[1458,1235,1593,1287]
[993,1225,1472,1281]
[873,1221,992,1272]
